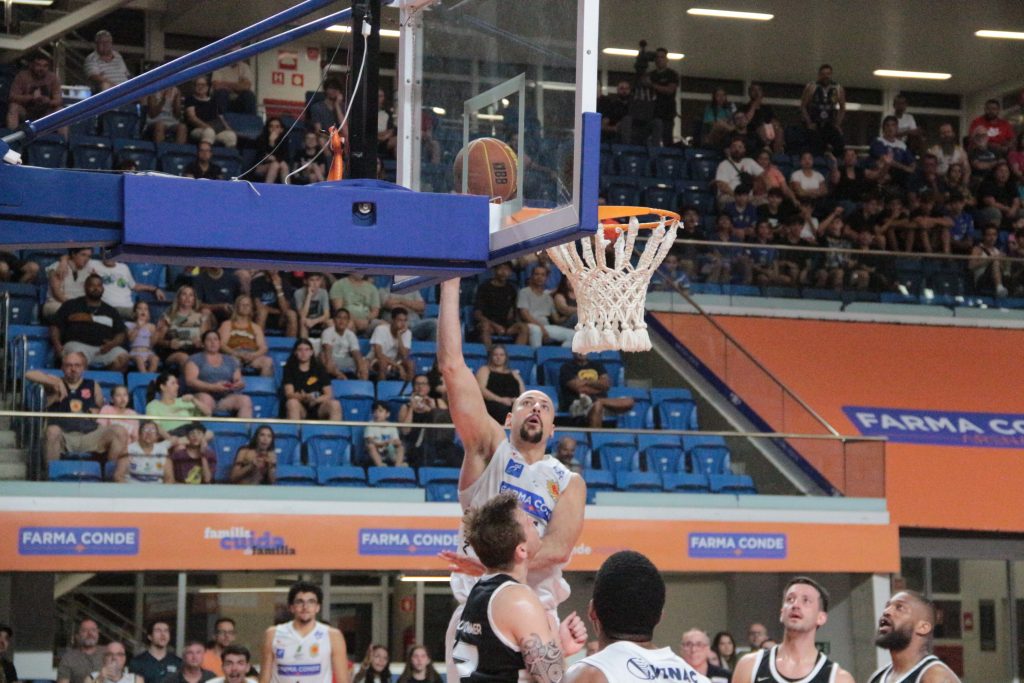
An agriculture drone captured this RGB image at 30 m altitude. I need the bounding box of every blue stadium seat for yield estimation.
[636,434,684,473]
[113,139,157,171]
[376,379,412,419]
[615,151,651,177]
[6,293,37,325]
[242,376,279,421]
[650,388,693,404]
[582,469,615,504]
[462,342,489,373]
[657,397,698,431]
[70,135,113,170]
[615,470,663,492]
[127,372,157,412]
[595,350,624,386]
[608,387,649,429]
[101,109,141,138]
[605,183,640,206]
[688,158,717,182]
[708,473,756,494]
[26,135,68,168]
[49,460,102,482]
[425,482,459,502]
[410,340,437,375]
[213,434,248,482]
[678,189,715,215]
[654,152,687,180]
[157,143,197,175]
[590,432,637,473]
[274,433,301,465]
[83,371,126,401]
[211,146,242,179]
[504,344,537,384]
[367,466,418,487]
[222,112,264,141]
[662,472,709,493]
[317,465,367,487]
[684,435,731,474]
[419,466,460,500]
[303,425,353,468]
[536,347,574,386]
[332,379,375,422]
[275,464,318,486]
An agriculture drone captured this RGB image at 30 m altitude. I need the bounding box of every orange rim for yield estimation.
[599,205,680,239]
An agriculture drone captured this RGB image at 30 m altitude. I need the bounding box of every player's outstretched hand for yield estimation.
[559,611,588,657]
[438,550,486,576]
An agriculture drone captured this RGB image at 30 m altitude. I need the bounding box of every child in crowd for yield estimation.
[363,400,406,468]
[165,422,216,484]
[126,300,159,373]
[115,419,174,483]
[97,385,139,444]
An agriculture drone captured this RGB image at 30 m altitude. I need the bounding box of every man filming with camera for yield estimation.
[622,41,679,147]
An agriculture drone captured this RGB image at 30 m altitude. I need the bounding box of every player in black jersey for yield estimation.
[451,493,586,683]
[732,577,853,683]
[870,591,959,683]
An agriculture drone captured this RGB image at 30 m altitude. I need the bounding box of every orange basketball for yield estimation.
[452,137,518,201]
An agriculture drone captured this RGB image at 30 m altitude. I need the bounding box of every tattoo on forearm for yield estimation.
[522,633,564,683]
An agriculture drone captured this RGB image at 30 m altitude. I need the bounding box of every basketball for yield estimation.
[452,137,518,201]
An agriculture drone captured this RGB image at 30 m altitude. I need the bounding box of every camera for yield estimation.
[634,39,657,75]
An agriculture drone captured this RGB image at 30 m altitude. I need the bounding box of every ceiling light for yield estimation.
[873,69,951,80]
[11,0,53,4]
[399,575,451,583]
[430,106,446,116]
[327,25,401,37]
[687,8,773,21]
[197,587,289,594]
[975,29,1024,40]
[601,48,684,60]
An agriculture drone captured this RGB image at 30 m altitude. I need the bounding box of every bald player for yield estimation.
[732,577,854,683]
[869,591,959,683]
[437,278,586,682]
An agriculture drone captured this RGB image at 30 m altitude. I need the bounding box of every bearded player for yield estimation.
[869,591,959,683]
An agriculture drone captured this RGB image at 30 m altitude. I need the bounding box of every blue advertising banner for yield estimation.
[843,406,1024,448]
[688,532,787,559]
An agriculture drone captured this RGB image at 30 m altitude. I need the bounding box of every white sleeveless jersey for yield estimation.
[270,622,333,683]
[451,440,573,610]
[568,642,710,683]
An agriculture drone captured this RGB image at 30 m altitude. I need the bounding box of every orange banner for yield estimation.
[0,510,899,573]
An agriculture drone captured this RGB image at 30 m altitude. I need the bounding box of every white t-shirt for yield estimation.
[516,287,555,326]
[715,157,764,191]
[929,143,968,175]
[125,441,171,483]
[568,642,709,683]
[790,169,826,192]
[320,326,360,371]
[46,258,101,304]
[270,622,333,683]
[91,261,136,309]
[369,323,411,362]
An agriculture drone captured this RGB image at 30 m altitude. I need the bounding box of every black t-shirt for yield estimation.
[774,235,813,270]
[184,95,220,125]
[2,657,17,683]
[978,178,1018,207]
[193,271,240,306]
[597,94,630,127]
[757,202,798,228]
[56,296,126,346]
[474,279,519,324]
[130,651,182,683]
[250,272,294,309]
[557,358,607,410]
[282,364,330,398]
[746,101,776,128]
[650,67,679,118]
[833,166,870,202]
[183,160,222,180]
[847,208,880,234]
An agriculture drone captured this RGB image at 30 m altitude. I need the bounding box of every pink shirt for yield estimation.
[98,405,139,443]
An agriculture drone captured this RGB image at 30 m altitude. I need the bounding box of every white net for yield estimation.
[546,215,679,354]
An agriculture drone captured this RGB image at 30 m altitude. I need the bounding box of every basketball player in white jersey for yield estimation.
[732,577,854,683]
[869,591,959,683]
[259,581,349,683]
[565,550,705,683]
[437,277,587,681]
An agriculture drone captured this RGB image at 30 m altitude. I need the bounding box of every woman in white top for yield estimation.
[789,151,829,201]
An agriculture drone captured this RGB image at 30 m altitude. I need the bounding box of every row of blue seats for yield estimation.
[604,180,713,214]
[584,468,756,499]
[555,429,731,475]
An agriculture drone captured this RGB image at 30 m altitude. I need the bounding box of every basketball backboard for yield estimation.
[396,0,600,266]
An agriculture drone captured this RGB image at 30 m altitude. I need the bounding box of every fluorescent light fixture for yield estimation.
[13,0,54,4]
[399,575,451,583]
[687,8,773,21]
[601,48,684,60]
[327,25,401,37]
[476,113,504,121]
[873,69,951,80]
[430,106,446,116]
[197,587,289,594]
[976,29,1024,40]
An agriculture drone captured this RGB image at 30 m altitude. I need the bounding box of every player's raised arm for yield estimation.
[529,473,586,571]
[496,584,566,683]
[258,627,275,683]
[438,278,506,473]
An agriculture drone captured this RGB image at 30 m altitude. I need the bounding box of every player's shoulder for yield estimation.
[564,661,607,683]
[832,664,856,683]
[920,661,960,683]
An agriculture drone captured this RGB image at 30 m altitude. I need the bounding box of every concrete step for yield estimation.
[0,430,18,448]
[0,462,26,479]
[0,447,25,463]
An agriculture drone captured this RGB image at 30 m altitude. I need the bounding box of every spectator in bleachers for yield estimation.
[712,631,738,672]
[184,330,253,419]
[164,423,216,484]
[845,193,887,249]
[747,221,782,286]
[155,285,210,370]
[597,79,631,144]
[472,263,527,346]
[52,273,129,371]
[728,111,761,157]
[218,295,274,377]
[370,307,415,381]
[714,136,763,207]
[888,94,924,154]
[830,149,875,211]
[251,117,290,184]
[44,247,100,321]
[292,131,327,185]
[295,272,331,338]
[201,619,236,677]
[211,59,256,115]
[908,191,953,254]
[98,385,139,444]
[969,224,1008,297]
[183,141,223,180]
[208,645,253,683]
[977,160,1021,229]
[552,277,578,329]
[184,76,237,148]
[554,435,583,473]
[364,401,406,468]
[230,425,277,485]
[378,88,398,159]
[870,116,916,187]
[703,214,748,284]
[756,188,797,230]
[330,273,381,337]
[848,230,890,291]
[6,52,62,133]
[321,308,369,380]
[774,214,815,286]
[57,618,105,683]
[724,186,757,238]
[744,84,783,154]
[558,352,634,428]
[702,87,737,149]
[93,254,164,319]
[381,284,437,341]
[929,123,969,179]
[160,640,212,683]
[789,152,829,210]
[970,98,1015,157]
[85,641,142,683]
[84,30,130,92]
[398,374,450,468]
[518,264,574,348]
[193,268,241,324]
[646,47,679,147]
[281,338,342,422]
[0,624,16,683]
[650,251,690,291]
[145,372,210,440]
[754,149,796,206]
[354,644,391,683]
[476,344,525,425]
[945,163,974,207]
[309,77,348,142]
[969,126,1000,180]
[813,208,853,290]
[800,64,846,155]
[1009,132,1024,181]
[145,80,187,144]
[0,250,36,285]
[114,419,173,483]
[680,629,731,683]
[395,644,442,683]
[250,271,298,338]
[947,191,977,255]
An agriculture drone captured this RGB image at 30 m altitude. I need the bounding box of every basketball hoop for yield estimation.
[546,206,680,354]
